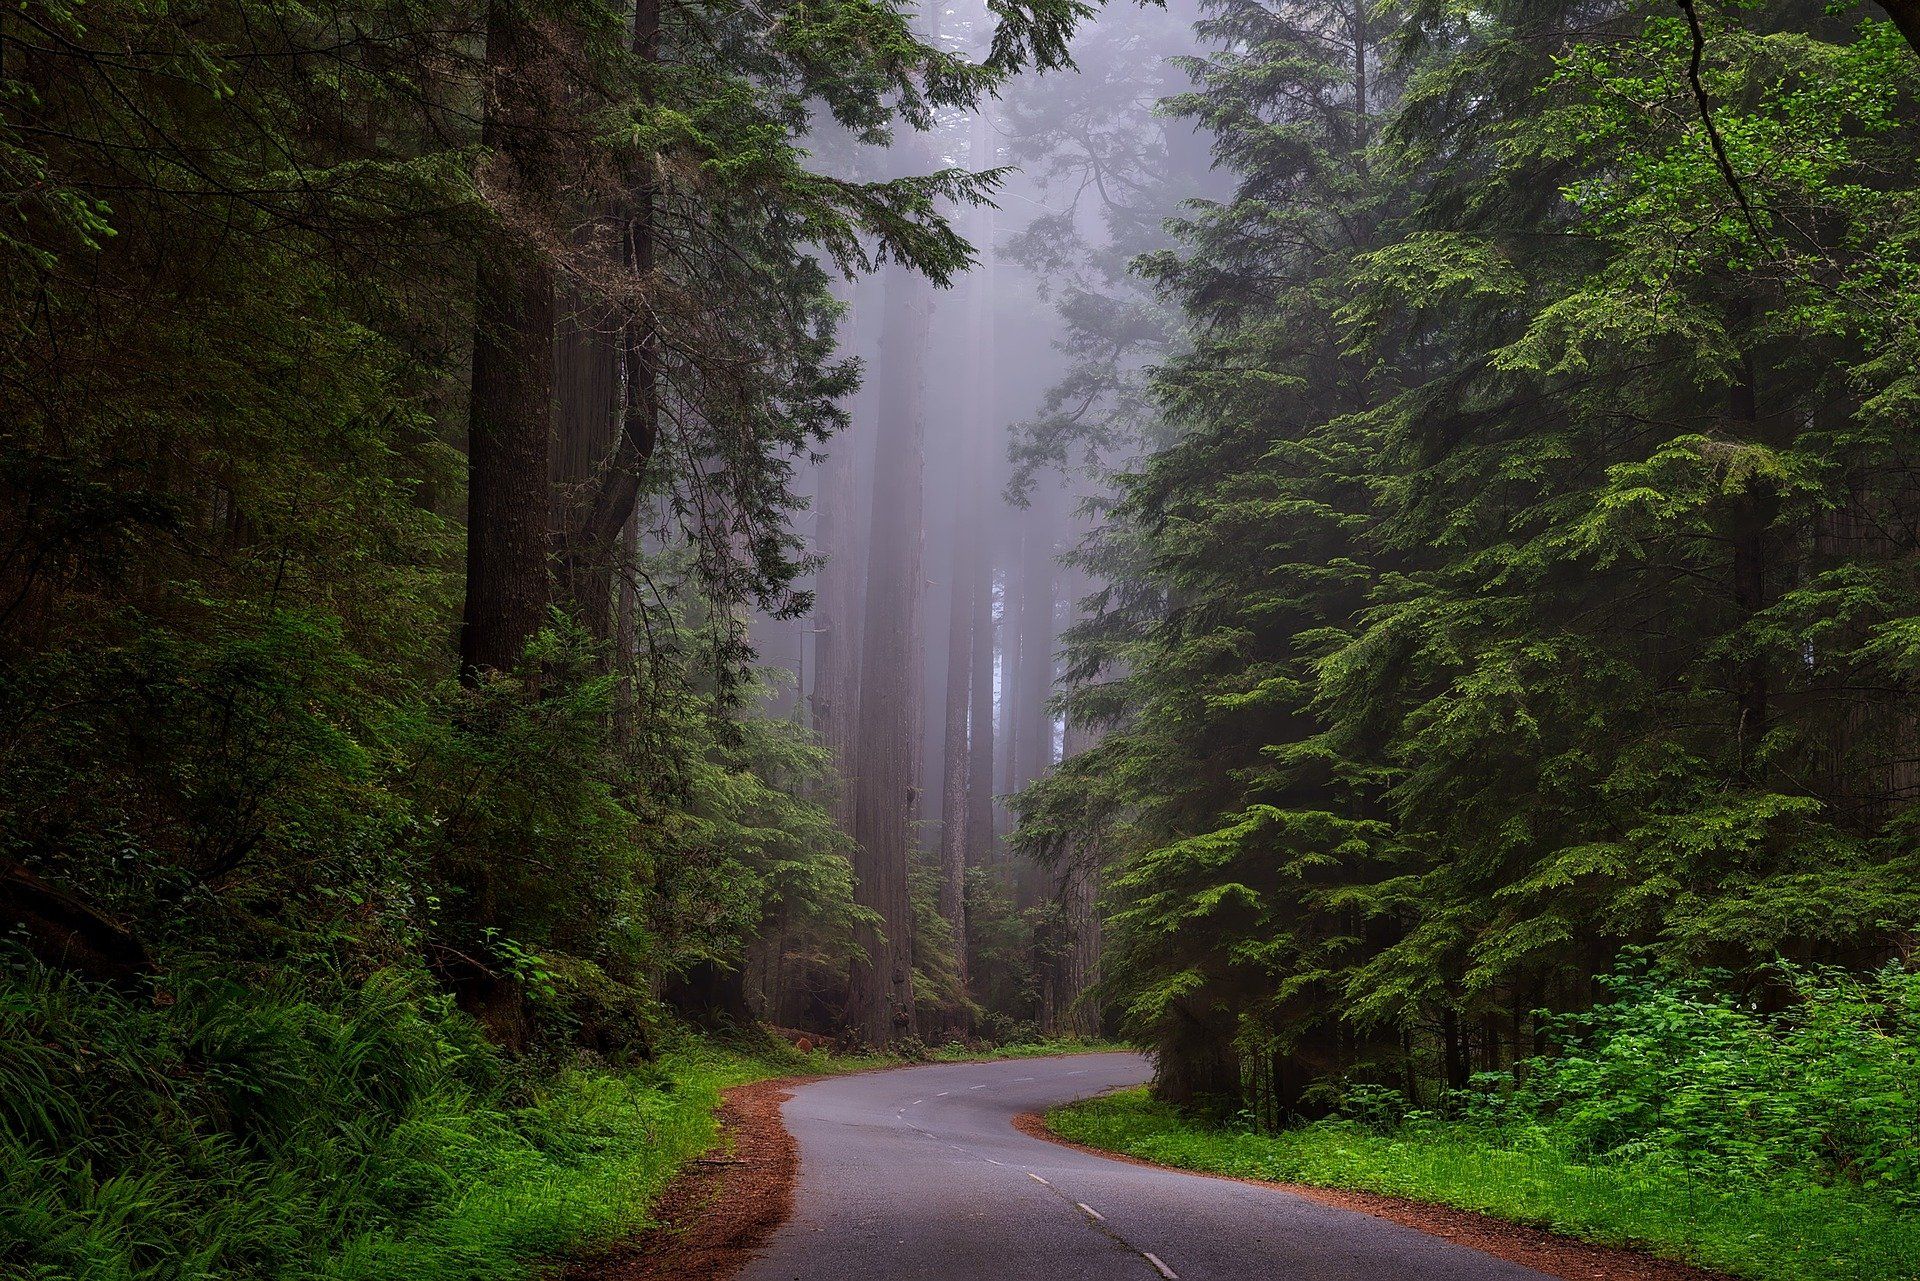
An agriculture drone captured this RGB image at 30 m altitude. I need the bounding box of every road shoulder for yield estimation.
[564,1075,807,1281]
[1013,1109,1734,1281]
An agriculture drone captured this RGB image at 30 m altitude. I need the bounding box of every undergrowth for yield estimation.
[927,1036,1128,1062]
[1050,964,1920,1281]
[0,951,1124,1280]
[1051,1090,1920,1280]
[0,957,840,1281]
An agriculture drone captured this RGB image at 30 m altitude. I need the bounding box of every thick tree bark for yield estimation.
[936,479,976,988]
[811,284,866,824]
[560,0,664,618]
[1045,671,1102,1036]
[552,275,621,641]
[847,265,931,1045]
[967,538,997,867]
[460,0,557,679]
[1015,499,1059,792]
[962,135,1000,876]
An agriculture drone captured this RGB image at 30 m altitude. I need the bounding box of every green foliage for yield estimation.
[0,955,817,1281]
[1051,964,1920,1278]
[1050,1087,1920,1281]
[1502,961,1920,1200]
[1021,0,1920,1124]
[0,0,1116,1263]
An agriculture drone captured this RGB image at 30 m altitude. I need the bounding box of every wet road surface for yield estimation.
[739,1051,1556,1281]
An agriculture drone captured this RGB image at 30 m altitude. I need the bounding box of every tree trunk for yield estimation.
[936,473,977,990]
[1728,349,1772,777]
[460,0,557,680]
[561,0,660,593]
[614,508,639,737]
[811,285,866,823]
[963,128,1000,874]
[1015,496,1058,791]
[552,274,621,642]
[846,264,930,1045]
[1051,703,1102,1036]
[968,537,997,868]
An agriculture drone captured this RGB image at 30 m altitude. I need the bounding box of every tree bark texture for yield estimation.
[460,0,559,679]
[568,0,661,573]
[847,265,931,1045]
[963,138,1000,874]
[1014,495,1059,793]
[936,471,977,989]
[551,274,621,640]
[811,282,867,825]
[1046,700,1101,1036]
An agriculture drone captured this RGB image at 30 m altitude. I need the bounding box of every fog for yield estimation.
[747,0,1229,1039]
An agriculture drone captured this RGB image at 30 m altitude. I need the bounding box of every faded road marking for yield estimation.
[1143,1252,1177,1279]
[1076,1202,1104,1222]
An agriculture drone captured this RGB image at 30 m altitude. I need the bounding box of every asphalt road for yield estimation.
[739,1051,1555,1281]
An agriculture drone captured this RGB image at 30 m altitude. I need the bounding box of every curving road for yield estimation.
[739,1051,1555,1281]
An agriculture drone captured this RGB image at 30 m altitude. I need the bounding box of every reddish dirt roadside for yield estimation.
[563,1076,810,1281]
[1012,1111,1734,1281]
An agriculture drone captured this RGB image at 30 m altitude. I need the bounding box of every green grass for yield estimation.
[926,1036,1129,1062]
[1048,1089,1920,1281]
[0,963,884,1281]
[323,1040,828,1280]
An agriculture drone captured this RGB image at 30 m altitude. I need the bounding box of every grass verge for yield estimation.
[927,1036,1128,1062]
[1,953,1126,1281]
[0,962,887,1281]
[1047,1089,1920,1281]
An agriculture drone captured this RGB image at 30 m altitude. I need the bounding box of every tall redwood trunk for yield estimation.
[963,116,1000,876]
[552,276,621,642]
[1048,614,1102,1036]
[967,539,997,868]
[936,468,977,989]
[1015,493,1059,788]
[567,0,660,576]
[460,0,558,679]
[811,282,867,824]
[847,264,930,1044]
[997,535,1021,836]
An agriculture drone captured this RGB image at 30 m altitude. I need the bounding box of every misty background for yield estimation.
[729,0,1230,1040]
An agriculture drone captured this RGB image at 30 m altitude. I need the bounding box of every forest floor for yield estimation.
[1042,1089,1920,1281]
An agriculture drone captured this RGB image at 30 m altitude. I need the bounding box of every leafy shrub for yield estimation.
[1514,962,1920,1200]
